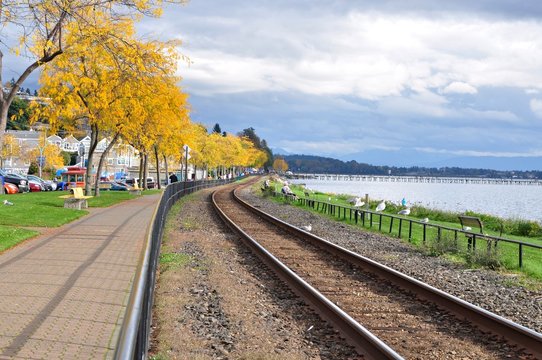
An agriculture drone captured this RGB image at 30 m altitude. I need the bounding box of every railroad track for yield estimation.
[212,182,542,359]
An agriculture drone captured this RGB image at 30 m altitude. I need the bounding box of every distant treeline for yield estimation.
[281,154,542,179]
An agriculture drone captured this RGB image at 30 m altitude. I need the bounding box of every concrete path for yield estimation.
[0,194,160,359]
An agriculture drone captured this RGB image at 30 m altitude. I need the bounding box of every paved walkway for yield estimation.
[0,194,160,359]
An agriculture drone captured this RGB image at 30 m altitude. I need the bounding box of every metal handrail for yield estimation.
[272,192,542,268]
[114,177,239,359]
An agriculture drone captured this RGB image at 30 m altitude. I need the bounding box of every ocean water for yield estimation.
[290,178,542,222]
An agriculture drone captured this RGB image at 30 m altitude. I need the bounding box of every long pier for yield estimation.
[289,173,542,185]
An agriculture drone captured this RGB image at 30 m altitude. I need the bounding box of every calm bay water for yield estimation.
[290,178,542,222]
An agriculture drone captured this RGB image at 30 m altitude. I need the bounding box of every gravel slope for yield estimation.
[238,185,542,334]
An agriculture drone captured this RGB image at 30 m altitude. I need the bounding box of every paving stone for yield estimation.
[0,194,159,359]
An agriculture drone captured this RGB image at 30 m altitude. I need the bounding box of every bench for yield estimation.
[99,182,112,191]
[129,182,141,195]
[59,187,93,210]
[458,215,483,233]
[458,215,496,252]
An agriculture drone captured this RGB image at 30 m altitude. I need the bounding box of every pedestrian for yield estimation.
[169,173,178,183]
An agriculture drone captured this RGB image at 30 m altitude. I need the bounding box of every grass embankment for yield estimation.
[263,180,542,283]
[159,192,197,271]
[0,190,147,252]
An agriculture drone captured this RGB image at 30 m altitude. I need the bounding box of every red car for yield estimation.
[28,180,43,192]
[3,182,19,194]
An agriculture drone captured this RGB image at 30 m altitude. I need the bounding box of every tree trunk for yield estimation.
[143,154,148,189]
[84,124,99,195]
[163,154,169,185]
[138,155,144,189]
[93,133,120,197]
[154,145,161,189]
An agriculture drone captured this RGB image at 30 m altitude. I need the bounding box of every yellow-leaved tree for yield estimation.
[37,13,186,195]
[23,133,64,177]
[0,134,21,169]
[273,158,289,173]
[0,0,186,154]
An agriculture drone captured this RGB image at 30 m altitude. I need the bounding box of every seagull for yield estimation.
[301,224,312,232]
[3,199,13,206]
[354,199,365,208]
[463,226,472,231]
[421,217,429,223]
[397,208,410,216]
[375,200,386,212]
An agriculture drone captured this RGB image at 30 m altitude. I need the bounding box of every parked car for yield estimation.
[3,182,19,194]
[28,180,44,192]
[98,181,129,191]
[110,181,129,191]
[45,180,58,191]
[0,170,29,192]
[27,175,53,191]
[126,177,155,189]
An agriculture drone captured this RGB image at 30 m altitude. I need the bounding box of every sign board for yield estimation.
[182,144,191,153]
[37,156,46,167]
[78,143,85,156]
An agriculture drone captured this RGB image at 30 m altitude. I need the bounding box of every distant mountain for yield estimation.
[272,147,293,156]
[282,154,542,179]
[338,149,542,172]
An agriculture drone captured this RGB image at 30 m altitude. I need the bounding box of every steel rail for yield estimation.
[212,188,403,360]
[232,185,542,358]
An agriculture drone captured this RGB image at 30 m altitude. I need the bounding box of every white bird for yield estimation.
[3,199,13,206]
[463,226,472,231]
[397,208,410,216]
[301,224,312,232]
[375,200,386,212]
[354,199,365,208]
[421,217,429,223]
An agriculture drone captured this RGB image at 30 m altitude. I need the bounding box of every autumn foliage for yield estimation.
[2,1,268,195]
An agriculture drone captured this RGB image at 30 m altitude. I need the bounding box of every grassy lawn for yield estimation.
[264,180,542,282]
[0,227,39,253]
[0,189,146,252]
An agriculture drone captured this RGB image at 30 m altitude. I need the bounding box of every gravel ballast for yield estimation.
[238,184,542,334]
[150,188,359,359]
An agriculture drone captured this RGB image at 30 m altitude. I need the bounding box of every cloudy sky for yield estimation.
[5,1,542,170]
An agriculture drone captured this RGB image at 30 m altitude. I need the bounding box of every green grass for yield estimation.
[159,252,192,271]
[265,180,542,282]
[0,190,142,252]
[0,227,39,252]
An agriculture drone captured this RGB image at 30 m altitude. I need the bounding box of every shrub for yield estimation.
[466,247,502,270]
[426,233,459,256]
[513,220,542,237]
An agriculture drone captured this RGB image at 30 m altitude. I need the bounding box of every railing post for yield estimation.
[423,224,426,244]
[519,243,523,269]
